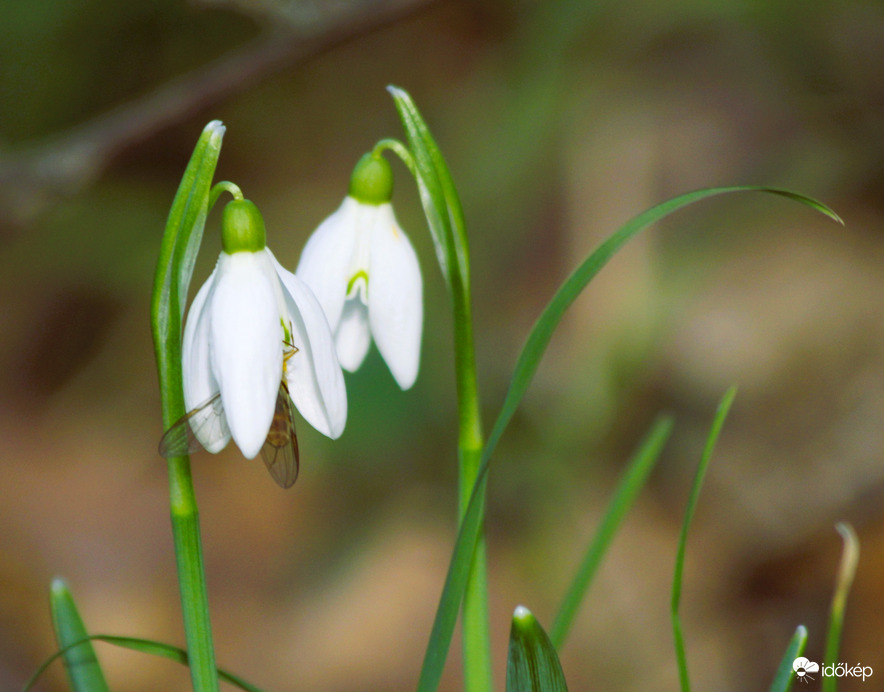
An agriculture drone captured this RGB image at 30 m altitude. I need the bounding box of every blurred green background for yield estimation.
[3,0,884,690]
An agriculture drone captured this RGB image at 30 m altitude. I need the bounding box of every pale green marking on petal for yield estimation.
[347,270,369,297]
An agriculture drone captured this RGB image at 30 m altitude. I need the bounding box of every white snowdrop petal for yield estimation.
[181,263,230,453]
[209,252,282,459]
[368,204,423,390]
[295,197,360,330]
[335,298,371,372]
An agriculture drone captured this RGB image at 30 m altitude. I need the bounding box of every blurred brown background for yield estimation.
[3,0,884,690]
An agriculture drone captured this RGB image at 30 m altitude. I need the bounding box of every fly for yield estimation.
[158,332,300,489]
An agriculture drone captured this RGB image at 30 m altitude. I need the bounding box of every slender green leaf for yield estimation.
[507,607,569,692]
[495,189,837,476]
[550,415,674,649]
[23,635,264,692]
[671,386,738,692]
[822,523,860,692]
[415,187,839,692]
[769,625,808,692]
[48,578,110,692]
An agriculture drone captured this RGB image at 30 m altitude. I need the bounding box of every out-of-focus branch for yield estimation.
[0,0,433,233]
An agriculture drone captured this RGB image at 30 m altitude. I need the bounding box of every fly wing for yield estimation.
[158,392,228,458]
[260,384,300,489]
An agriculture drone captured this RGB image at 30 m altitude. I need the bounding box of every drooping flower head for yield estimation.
[296,153,423,390]
[179,197,347,460]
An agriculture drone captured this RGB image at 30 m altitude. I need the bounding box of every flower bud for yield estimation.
[348,153,393,205]
[221,199,266,254]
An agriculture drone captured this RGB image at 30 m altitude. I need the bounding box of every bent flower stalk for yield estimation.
[297,152,423,390]
[182,198,347,458]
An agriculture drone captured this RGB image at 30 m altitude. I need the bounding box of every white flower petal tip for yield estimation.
[180,247,349,461]
[297,196,423,390]
[369,205,422,390]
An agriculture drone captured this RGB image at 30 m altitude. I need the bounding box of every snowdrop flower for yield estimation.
[179,198,347,459]
[296,153,423,390]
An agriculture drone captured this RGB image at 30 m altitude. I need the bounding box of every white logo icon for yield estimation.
[793,657,820,683]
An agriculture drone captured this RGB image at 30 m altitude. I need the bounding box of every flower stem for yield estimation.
[209,180,244,209]
[155,367,219,692]
[167,462,218,692]
[454,295,491,692]
[435,137,492,692]
[387,90,493,691]
[155,326,220,692]
[151,121,224,692]
[373,138,413,170]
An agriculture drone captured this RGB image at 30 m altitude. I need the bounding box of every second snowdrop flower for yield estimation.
[296,153,423,390]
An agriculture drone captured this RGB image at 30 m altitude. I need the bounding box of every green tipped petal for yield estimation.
[221,199,266,254]
[349,153,393,205]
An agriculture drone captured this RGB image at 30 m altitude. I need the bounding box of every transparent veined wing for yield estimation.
[261,382,300,489]
[158,392,229,457]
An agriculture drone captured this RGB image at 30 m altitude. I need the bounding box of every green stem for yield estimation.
[455,308,491,692]
[168,467,218,692]
[157,375,219,692]
[373,138,414,170]
[386,90,492,691]
[209,180,244,209]
[156,353,220,692]
[150,121,224,692]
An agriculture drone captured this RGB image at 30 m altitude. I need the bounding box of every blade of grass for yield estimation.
[415,188,839,692]
[507,607,569,692]
[822,523,860,692]
[23,635,264,692]
[550,415,674,649]
[48,578,110,692]
[671,386,738,692]
[769,625,808,692]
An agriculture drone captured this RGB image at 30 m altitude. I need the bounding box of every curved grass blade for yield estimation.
[48,578,109,692]
[822,523,860,692]
[23,635,264,692]
[507,606,569,692]
[769,625,808,692]
[414,188,839,692]
[671,386,738,692]
[495,189,837,472]
[550,415,674,649]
